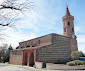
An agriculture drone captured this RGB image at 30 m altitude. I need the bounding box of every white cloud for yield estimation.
[0,7,40,49]
[77,35,85,43]
[78,44,85,53]
[0,28,36,49]
[75,26,81,34]
[77,35,85,53]
[75,25,85,53]
[0,0,4,4]
[0,9,41,49]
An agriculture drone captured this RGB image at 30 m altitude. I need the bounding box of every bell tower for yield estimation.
[62,6,75,37]
[62,6,78,52]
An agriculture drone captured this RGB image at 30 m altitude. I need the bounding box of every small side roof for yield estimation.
[10,44,52,51]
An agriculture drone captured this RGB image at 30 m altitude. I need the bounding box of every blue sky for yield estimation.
[0,0,85,53]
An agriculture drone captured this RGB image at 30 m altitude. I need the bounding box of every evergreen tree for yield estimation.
[4,44,13,62]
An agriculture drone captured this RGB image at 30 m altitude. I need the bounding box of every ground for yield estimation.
[0,64,41,71]
[0,63,85,71]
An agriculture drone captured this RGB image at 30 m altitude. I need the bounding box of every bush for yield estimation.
[75,60,83,65]
[83,61,85,65]
[66,61,75,66]
[66,60,85,66]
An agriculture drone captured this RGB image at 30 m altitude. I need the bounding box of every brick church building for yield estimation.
[10,6,78,67]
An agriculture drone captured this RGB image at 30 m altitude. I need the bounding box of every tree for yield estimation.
[71,51,84,60]
[0,0,34,27]
[0,44,8,63]
[4,44,13,62]
[0,44,13,63]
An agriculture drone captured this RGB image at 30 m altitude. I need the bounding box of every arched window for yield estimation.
[26,45,30,48]
[72,28,74,32]
[64,28,66,32]
[39,40,40,44]
[68,22,70,26]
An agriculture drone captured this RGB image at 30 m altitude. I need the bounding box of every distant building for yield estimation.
[10,6,78,66]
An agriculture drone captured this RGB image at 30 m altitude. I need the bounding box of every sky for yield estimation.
[0,0,85,53]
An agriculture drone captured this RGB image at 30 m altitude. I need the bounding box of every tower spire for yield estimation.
[65,5,70,16]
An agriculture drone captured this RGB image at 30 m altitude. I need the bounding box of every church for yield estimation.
[10,6,78,67]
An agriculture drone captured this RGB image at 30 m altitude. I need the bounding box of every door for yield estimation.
[25,53,28,65]
[30,53,34,67]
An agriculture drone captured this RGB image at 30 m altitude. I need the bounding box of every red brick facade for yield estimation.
[22,49,36,66]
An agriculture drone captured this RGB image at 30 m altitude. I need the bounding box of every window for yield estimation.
[39,40,40,44]
[32,45,35,47]
[68,22,70,26]
[72,28,74,32]
[64,28,66,32]
[26,45,30,48]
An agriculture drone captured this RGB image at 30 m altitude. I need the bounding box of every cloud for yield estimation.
[77,35,85,53]
[0,4,41,48]
[0,9,41,49]
[0,0,4,4]
[75,26,81,34]
[78,44,85,54]
[77,35,85,43]
[0,27,36,49]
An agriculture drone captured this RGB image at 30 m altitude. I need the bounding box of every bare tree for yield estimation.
[0,0,34,27]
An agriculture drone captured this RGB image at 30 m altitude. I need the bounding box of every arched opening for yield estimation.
[68,22,70,26]
[72,28,74,32]
[64,28,66,32]
[30,53,34,67]
[25,53,28,65]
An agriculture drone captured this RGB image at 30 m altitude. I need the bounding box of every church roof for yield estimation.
[65,6,70,16]
[11,44,52,51]
[19,33,69,44]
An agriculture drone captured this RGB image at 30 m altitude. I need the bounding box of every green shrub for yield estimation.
[83,61,85,65]
[67,60,85,66]
[66,61,75,66]
[75,60,83,65]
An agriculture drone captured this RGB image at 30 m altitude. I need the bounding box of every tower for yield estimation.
[62,6,78,52]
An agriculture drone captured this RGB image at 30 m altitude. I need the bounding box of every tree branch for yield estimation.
[0,5,21,10]
[0,23,9,26]
[0,0,34,27]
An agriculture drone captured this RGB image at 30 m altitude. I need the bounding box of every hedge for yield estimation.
[66,60,85,66]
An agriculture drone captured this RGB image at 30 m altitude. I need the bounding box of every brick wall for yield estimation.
[36,34,71,63]
[52,34,71,63]
[70,38,78,52]
[19,34,52,48]
[10,50,23,65]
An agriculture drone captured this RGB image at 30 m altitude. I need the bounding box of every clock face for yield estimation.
[72,35,75,38]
